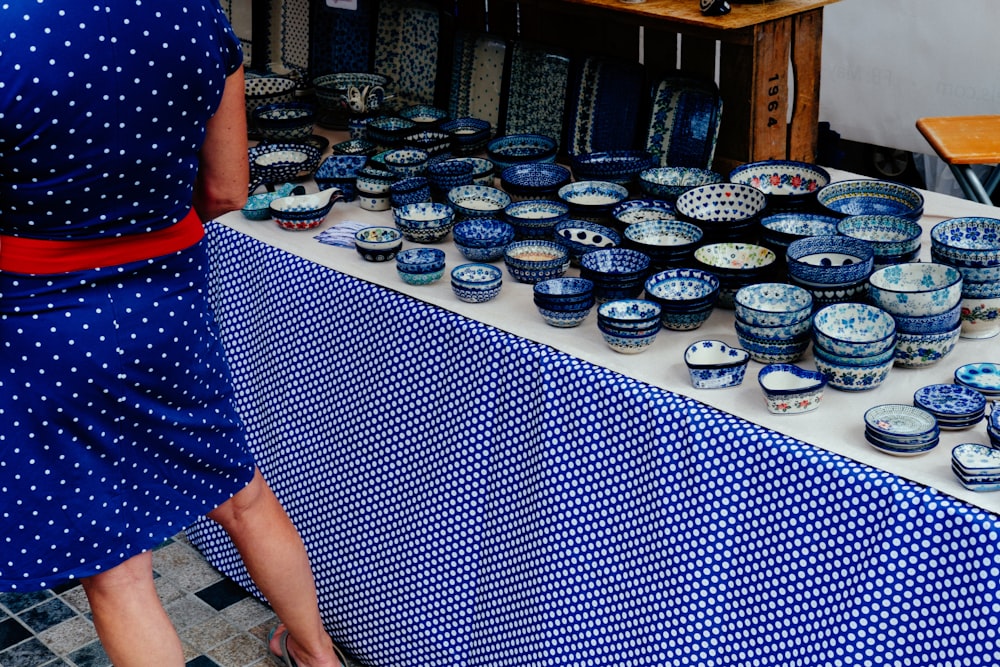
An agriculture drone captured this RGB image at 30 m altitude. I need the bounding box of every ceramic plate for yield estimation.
[503,41,570,152]
[865,432,939,457]
[913,383,987,419]
[645,74,723,169]
[449,31,507,130]
[863,404,938,438]
[565,56,645,156]
[952,443,1000,476]
[954,363,1000,395]
[374,0,440,109]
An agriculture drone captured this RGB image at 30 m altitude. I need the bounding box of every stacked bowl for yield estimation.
[637,166,724,203]
[596,299,663,354]
[579,248,652,303]
[816,178,924,221]
[533,277,596,328]
[930,217,1000,339]
[913,383,987,431]
[863,404,940,456]
[728,159,830,212]
[500,163,572,201]
[622,220,703,270]
[643,267,720,331]
[503,199,570,240]
[450,263,503,303]
[571,150,656,192]
[452,218,515,262]
[811,302,896,391]
[786,235,875,308]
[867,262,963,368]
[989,409,1000,448]
[692,242,778,308]
[503,240,570,284]
[393,202,456,243]
[758,212,840,260]
[553,220,621,265]
[557,180,630,224]
[396,248,446,286]
[732,283,813,363]
[836,215,922,267]
[675,182,767,243]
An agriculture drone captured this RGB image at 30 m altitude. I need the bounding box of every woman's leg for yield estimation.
[208,468,341,667]
[82,551,186,666]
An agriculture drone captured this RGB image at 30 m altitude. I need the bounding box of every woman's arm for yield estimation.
[193,65,249,221]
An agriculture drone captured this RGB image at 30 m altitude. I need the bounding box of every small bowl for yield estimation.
[440,117,493,155]
[450,156,496,186]
[785,235,875,287]
[425,160,474,198]
[248,143,322,191]
[533,277,595,307]
[448,185,512,220]
[611,199,679,229]
[486,133,558,170]
[389,176,433,209]
[836,215,922,258]
[622,220,703,268]
[814,353,893,392]
[403,130,452,157]
[314,154,368,202]
[331,138,378,157]
[733,283,813,327]
[728,160,830,209]
[383,148,430,178]
[734,314,811,342]
[816,179,924,221]
[959,295,1000,339]
[757,364,828,415]
[579,248,653,303]
[399,104,449,128]
[392,202,456,243]
[759,212,840,251]
[396,248,446,286]
[684,340,751,389]
[813,340,896,368]
[893,325,961,368]
[643,267,720,331]
[597,300,663,354]
[868,263,963,318]
[269,188,342,231]
[241,183,300,220]
[638,167,724,202]
[734,330,811,364]
[452,218,516,262]
[355,166,399,196]
[245,76,298,127]
[930,217,1000,267]
[500,163,572,201]
[354,226,403,262]
[252,102,316,142]
[693,242,777,308]
[503,240,570,284]
[365,116,418,147]
[450,263,503,303]
[891,302,963,335]
[811,302,897,357]
[503,199,570,240]
[557,180,629,222]
[571,150,655,189]
[675,182,768,234]
[553,220,621,263]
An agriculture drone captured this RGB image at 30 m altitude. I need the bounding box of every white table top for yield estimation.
[216,164,1000,517]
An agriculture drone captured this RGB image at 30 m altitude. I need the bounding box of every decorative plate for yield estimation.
[954,363,1000,395]
[952,443,1000,476]
[503,41,571,152]
[913,383,987,419]
[645,74,723,169]
[565,56,645,156]
[863,404,938,438]
[374,0,441,108]
[449,31,507,131]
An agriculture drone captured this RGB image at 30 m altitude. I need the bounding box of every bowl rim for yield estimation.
[868,262,963,294]
[684,339,751,369]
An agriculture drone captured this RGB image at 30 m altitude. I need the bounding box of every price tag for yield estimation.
[326,0,357,9]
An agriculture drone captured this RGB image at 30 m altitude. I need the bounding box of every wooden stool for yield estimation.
[916,115,1000,205]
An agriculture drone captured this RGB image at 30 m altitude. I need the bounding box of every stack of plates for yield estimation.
[951,443,1000,492]
[913,383,987,430]
[954,362,1000,401]
[863,404,940,456]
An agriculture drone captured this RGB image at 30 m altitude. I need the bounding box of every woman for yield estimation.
[0,2,344,666]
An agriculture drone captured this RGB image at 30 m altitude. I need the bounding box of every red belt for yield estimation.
[0,209,204,274]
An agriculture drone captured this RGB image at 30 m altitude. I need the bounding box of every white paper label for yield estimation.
[326,0,357,9]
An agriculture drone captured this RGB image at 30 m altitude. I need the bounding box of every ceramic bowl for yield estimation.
[553,220,621,263]
[811,302,897,358]
[570,150,656,189]
[758,212,840,251]
[500,163,572,201]
[269,188,342,231]
[241,183,300,220]
[399,104,449,128]
[728,160,830,209]
[557,181,630,222]
[813,339,896,367]
[392,202,456,243]
[638,167,724,202]
[440,117,493,156]
[891,301,963,335]
[314,154,368,202]
[383,148,430,178]
[597,300,663,354]
[814,353,893,392]
[734,314,811,342]
[868,263,963,318]
[785,235,875,287]
[245,76,297,126]
[450,263,503,303]
[579,248,653,303]
[533,277,595,308]
[930,216,1000,267]
[675,182,768,236]
[962,278,1000,299]
[836,215,922,258]
[643,267,720,330]
[692,242,777,307]
[622,219,703,268]
[450,156,496,186]
[536,302,595,328]
[354,226,403,262]
[815,178,924,221]
[252,102,316,142]
[684,340,751,389]
[954,362,1000,399]
[447,185,512,220]
[893,325,961,368]
[757,364,827,415]
[248,143,322,191]
[389,176,432,209]
[311,72,389,115]
[503,240,570,284]
[734,329,811,364]
[331,137,378,157]
[486,133,558,170]
[959,295,1000,339]
[365,116,418,147]
[733,283,813,327]
[355,166,398,196]
[357,192,391,212]
[790,276,870,310]
[452,218,515,262]
[503,199,570,240]
[425,160,474,198]
[611,199,679,229]
[402,130,452,157]
[396,248,445,285]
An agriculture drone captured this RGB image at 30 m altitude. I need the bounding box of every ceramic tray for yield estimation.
[503,41,571,152]
[449,31,507,130]
[565,56,645,156]
[645,74,723,170]
[374,0,440,109]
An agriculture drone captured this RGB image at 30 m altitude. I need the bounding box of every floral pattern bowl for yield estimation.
[756,364,827,414]
[684,339,751,389]
[868,263,963,318]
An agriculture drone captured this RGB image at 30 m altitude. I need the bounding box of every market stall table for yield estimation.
[188,168,1000,667]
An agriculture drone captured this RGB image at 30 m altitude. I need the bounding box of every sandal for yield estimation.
[267,624,351,667]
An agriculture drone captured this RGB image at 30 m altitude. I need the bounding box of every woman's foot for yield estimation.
[267,624,347,667]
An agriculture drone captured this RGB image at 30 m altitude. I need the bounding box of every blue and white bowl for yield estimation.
[383,148,430,178]
[440,117,493,156]
[675,182,768,241]
[557,180,630,223]
[759,212,840,251]
[553,220,621,264]
[597,300,663,354]
[836,215,922,259]
[396,248,446,285]
[868,262,963,318]
[579,248,652,303]
[638,166,724,202]
[533,278,596,327]
[503,199,570,240]
[729,159,830,210]
[355,165,398,195]
[450,263,503,303]
[452,218,515,262]
[500,163,572,201]
[366,116,418,147]
[643,267,720,331]
[503,240,570,284]
[786,235,875,287]
[269,188,342,231]
[314,154,368,202]
[425,160,474,198]
[252,101,316,142]
[448,184,512,220]
[733,282,813,327]
[403,130,452,158]
[242,183,299,220]
[354,226,403,262]
[891,301,963,335]
[812,302,897,358]
[399,104,449,128]
[734,329,811,364]
[930,216,1000,268]
[734,315,811,342]
[622,219,703,268]
[249,143,322,191]
[392,202,456,243]
[571,150,656,189]
[893,325,961,368]
[814,353,893,392]
[816,178,924,221]
[757,364,827,415]
[450,156,496,186]
[486,133,558,170]
[693,242,778,308]
[684,339,751,389]
[611,198,678,229]
[389,176,432,209]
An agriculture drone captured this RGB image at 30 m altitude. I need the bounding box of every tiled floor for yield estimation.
[0,534,279,667]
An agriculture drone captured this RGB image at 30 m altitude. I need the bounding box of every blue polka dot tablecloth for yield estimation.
[188,224,1000,667]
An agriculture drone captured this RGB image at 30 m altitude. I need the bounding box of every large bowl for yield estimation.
[675,182,768,240]
[500,163,572,201]
[392,202,456,243]
[728,160,830,209]
[893,325,961,368]
[868,263,963,318]
[836,215,922,259]
[486,133,558,169]
[557,180,630,222]
[553,220,621,263]
[815,178,924,221]
[811,302,897,358]
[759,212,840,252]
[447,185,512,220]
[930,217,1000,267]
[248,143,322,191]
[785,235,875,287]
[622,219,703,268]
[503,240,570,284]
[638,167,724,202]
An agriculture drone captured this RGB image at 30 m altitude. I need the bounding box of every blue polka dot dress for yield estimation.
[0,1,256,591]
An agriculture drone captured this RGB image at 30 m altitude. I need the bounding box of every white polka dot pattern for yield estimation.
[190,225,1000,667]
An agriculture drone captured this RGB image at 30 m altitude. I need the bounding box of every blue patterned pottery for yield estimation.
[392,202,455,243]
[453,218,515,262]
[816,178,924,221]
[314,154,368,202]
[570,150,655,189]
[622,219,703,268]
[503,199,570,239]
[954,362,1000,398]
[676,182,768,227]
[836,215,922,259]
[312,72,390,116]
[930,217,1000,268]
[914,383,987,429]
[643,267,719,331]
[811,302,897,358]
[868,263,963,318]
[644,74,723,169]
[500,163,572,201]
[403,130,452,158]
[245,76,297,129]
[426,160,474,199]
[611,199,679,229]
[786,235,875,287]
[396,248,445,285]
[439,117,493,156]
[734,315,811,342]
[579,248,652,303]
[728,160,830,210]
[248,142,322,192]
[557,180,629,223]
[389,176,432,208]
[533,277,595,308]
[733,283,813,327]
[553,220,620,264]
[757,364,827,415]
[759,212,840,252]
[638,167,724,202]
[734,329,811,364]
[684,340,750,389]
[269,188,343,231]
[241,183,300,220]
[814,353,893,392]
[893,326,961,368]
[448,156,495,186]
[355,166,398,195]
[366,116,418,147]
[252,101,316,142]
[399,104,449,128]
[450,263,503,303]
[597,299,663,330]
[503,240,570,284]
[354,226,403,262]
[383,148,429,178]
[331,137,378,157]
[693,242,778,308]
[486,133,558,170]
[448,184,512,220]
